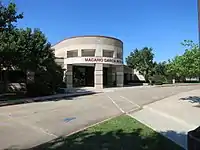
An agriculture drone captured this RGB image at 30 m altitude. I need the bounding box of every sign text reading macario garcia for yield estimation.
[85,57,122,63]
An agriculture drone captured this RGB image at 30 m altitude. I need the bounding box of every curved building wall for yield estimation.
[53,36,123,65]
[53,36,124,89]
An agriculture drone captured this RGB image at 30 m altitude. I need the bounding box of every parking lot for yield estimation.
[0,85,200,149]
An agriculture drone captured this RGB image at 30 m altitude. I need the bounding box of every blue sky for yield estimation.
[7,0,198,62]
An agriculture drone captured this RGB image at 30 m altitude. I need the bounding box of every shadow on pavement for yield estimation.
[14,129,185,150]
[180,96,200,107]
[161,130,187,149]
[0,89,100,107]
[180,96,200,103]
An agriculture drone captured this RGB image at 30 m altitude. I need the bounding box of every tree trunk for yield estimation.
[143,70,150,83]
[149,79,152,85]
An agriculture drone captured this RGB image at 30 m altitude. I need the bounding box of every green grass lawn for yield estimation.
[34,115,184,150]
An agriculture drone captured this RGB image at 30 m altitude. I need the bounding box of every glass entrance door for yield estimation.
[103,67,108,87]
[73,66,94,87]
[86,67,94,86]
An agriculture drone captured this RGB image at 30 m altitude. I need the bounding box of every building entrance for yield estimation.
[73,66,94,87]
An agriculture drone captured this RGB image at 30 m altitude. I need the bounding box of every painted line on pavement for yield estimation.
[106,95,125,113]
[106,95,141,114]
[126,107,142,114]
[120,96,141,108]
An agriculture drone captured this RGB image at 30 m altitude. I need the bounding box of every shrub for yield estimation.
[26,64,63,97]
[150,75,167,85]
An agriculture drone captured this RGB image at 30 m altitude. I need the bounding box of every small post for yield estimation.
[172,79,175,84]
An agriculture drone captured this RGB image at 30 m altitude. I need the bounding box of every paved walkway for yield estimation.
[130,89,200,149]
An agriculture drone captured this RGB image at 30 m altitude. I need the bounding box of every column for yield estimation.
[94,64,103,89]
[95,47,102,56]
[64,64,73,88]
[113,50,117,58]
[78,49,82,57]
[116,65,124,87]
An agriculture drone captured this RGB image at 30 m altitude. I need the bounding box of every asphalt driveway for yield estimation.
[0,85,200,149]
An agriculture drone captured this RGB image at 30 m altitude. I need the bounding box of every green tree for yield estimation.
[181,40,198,50]
[0,2,23,31]
[15,28,55,71]
[154,61,167,76]
[0,2,63,95]
[166,55,186,81]
[0,2,24,69]
[0,2,23,92]
[149,61,168,84]
[126,47,155,83]
[167,40,200,82]
[181,40,200,78]
[15,28,64,96]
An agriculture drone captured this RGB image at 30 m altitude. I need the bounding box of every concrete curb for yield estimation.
[0,91,100,107]
[63,104,142,139]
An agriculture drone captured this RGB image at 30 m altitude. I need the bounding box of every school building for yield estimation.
[53,35,145,89]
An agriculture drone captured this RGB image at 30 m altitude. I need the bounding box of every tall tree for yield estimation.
[16,28,55,72]
[167,40,200,82]
[0,2,23,92]
[15,28,64,96]
[0,2,23,69]
[0,2,63,95]
[181,40,200,78]
[166,55,186,81]
[154,61,167,76]
[0,2,23,31]
[126,47,155,82]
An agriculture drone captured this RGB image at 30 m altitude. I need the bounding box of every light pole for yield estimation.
[198,0,200,47]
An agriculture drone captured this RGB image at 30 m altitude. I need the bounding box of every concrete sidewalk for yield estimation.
[129,89,200,149]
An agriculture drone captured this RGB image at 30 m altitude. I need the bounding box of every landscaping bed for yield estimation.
[33,115,183,150]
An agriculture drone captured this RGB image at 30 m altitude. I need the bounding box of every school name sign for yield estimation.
[65,57,123,65]
[84,57,123,64]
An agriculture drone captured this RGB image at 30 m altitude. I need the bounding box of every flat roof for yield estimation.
[52,35,123,47]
